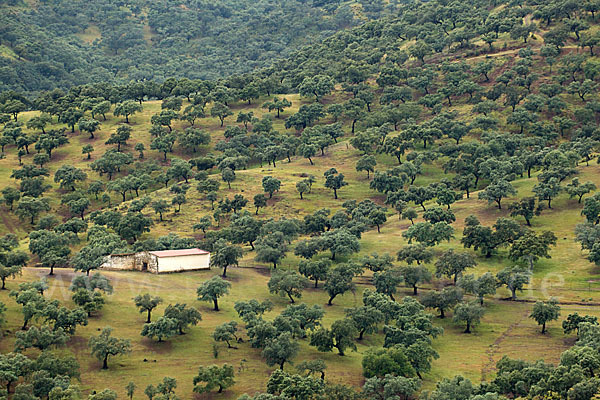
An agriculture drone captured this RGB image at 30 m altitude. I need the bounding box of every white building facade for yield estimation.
[101,248,211,274]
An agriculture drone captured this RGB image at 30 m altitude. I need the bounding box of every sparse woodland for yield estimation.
[2,0,600,399]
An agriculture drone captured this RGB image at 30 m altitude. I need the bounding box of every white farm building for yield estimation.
[101,248,211,274]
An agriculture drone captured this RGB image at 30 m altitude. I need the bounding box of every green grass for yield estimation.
[2,72,600,397]
[76,25,102,44]
[0,45,18,60]
[0,267,367,398]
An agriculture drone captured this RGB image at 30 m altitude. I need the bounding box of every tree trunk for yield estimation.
[528,257,534,271]
[328,295,335,305]
[413,285,418,295]
[465,322,471,334]
[103,355,109,369]
[213,298,219,311]
[147,310,152,323]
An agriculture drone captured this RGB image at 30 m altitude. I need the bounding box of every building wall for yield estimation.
[101,253,137,271]
[101,252,158,273]
[156,254,211,273]
[144,253,159,273]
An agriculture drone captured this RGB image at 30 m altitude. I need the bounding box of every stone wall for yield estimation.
[145,253,159,273]
[101,252,159,273]
[101,253,137,271]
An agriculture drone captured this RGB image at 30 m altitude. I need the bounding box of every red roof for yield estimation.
[149,248,210,257]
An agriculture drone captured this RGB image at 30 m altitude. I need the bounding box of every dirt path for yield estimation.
[0,212,19,235]
[480,309,530,381]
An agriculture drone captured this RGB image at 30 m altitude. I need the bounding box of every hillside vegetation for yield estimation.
[0,0,383,92]
[2,0,600,399]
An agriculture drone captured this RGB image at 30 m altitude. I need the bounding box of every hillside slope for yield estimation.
[2,0,600,398]
[0,0,384,92]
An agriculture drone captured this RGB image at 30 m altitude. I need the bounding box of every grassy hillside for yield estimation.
[2,0,600,398]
